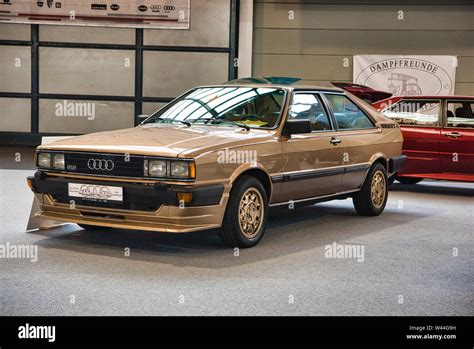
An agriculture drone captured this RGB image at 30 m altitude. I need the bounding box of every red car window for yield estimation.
[447,102,474,128]
[383,100,440,126]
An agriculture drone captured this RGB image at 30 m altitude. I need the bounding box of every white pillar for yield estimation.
[238,0,254,78]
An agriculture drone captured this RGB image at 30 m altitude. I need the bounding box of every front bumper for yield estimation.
[28,172,228,233]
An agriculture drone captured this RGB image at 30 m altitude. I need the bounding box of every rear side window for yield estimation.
[383,100,440,126]
[323,94,374,130]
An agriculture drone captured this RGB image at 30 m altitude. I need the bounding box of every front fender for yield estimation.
[229,162,273,199]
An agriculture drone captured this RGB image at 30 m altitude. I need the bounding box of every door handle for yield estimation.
[330,138,342,145]
[445,132,462,139]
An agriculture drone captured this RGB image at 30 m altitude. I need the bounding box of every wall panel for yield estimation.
[143,0,230,47]
[0,46,31,93]
[254,4,474,30]
[0,98,30,132]
[39,47,135,96]
[39,99,134,133]
[142,102,167,116]
[253,29,474,56]
[0,23,30,40]
[253,1,474,95]
[143,51,229,97]
[40,25,135,44]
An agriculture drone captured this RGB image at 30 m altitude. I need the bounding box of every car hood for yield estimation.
[38,124,276,158]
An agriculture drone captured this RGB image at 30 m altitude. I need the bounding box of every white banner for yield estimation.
[353,55,457,96]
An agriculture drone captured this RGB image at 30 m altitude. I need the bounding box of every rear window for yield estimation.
[324,94,374,130]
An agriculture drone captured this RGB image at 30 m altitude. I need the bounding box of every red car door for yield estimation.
[440,100,474,174]
[381,98,442,176]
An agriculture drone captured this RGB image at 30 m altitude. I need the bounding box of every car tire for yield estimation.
[396,177,423,185]
[352,163,388,216]
[218,175,269,248]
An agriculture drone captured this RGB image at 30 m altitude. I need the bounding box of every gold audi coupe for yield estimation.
[28,77,406,247]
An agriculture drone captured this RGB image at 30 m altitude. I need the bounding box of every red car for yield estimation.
[372,96,474,183]
[331,82,392,103]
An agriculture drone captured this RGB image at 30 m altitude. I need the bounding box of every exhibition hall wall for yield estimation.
[0,0,235,142]
[252,0,474,93]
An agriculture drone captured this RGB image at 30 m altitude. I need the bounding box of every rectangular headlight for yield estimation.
[37,153,52,168]
[144,159,195,180]
[147,160,167,177]
[170,161,193,178]
[52,153,65,170]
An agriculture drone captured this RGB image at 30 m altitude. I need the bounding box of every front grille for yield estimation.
[65,152,144,178]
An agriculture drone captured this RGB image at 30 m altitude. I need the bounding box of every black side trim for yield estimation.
[287,167,345,181]
[389,155,408,173]
[271,164,370,183]
[271,192,356,209]
[271,175,284,183]
[345,164,371,174]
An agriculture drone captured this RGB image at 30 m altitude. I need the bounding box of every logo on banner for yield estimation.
[354,56,456,96]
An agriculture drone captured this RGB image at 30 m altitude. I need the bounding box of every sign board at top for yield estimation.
[0,0,190,29]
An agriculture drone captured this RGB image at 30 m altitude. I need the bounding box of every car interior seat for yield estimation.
[455,107,468,118]
[261,111,280,126]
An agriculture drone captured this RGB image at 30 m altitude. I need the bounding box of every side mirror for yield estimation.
[284,119,312,135]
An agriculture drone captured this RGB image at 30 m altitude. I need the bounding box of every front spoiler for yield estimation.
[28,172,229,233]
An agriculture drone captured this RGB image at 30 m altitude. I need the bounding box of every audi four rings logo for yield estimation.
[87,159,115,171]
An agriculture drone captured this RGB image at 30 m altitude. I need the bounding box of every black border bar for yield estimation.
[0,316,471,347]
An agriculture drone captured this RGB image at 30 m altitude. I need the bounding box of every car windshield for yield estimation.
[142,86,286,129]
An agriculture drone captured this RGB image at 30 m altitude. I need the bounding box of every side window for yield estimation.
[447,102,474,128]
[289,93,332,131]
[383,100,440,126]
[324,94,374,130]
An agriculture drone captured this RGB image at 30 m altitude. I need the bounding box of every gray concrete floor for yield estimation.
[0,148,473,316]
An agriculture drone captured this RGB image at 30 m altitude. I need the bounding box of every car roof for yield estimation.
[223,84,342,92]
[215,76,344,93]
[200,83,343,93]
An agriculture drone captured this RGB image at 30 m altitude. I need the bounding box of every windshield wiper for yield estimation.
[190,118,250,131]
[154,117,191,127]
[221,120,250,131]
